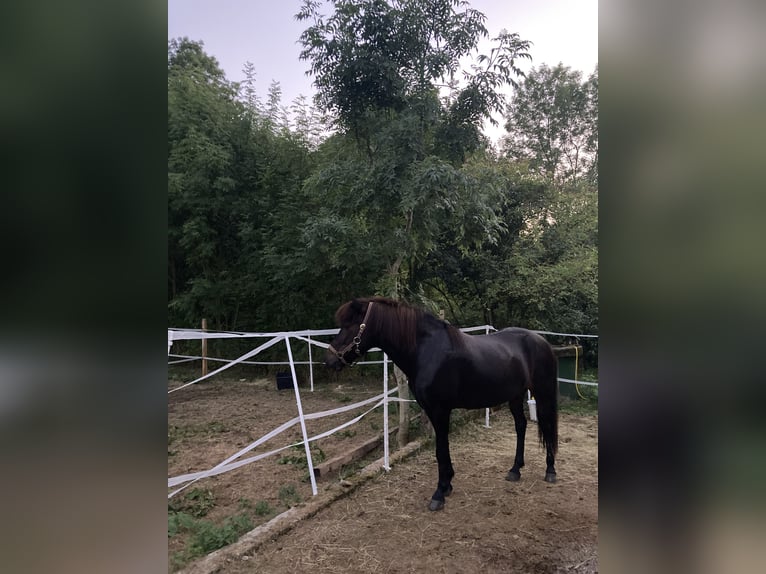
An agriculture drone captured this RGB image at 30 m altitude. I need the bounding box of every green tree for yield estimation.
[167,28,598,347]
[296,0,531,298]
[502,63,598,184]
[168,38,248,327]
[240,61,263,118]
[498,180,598,334]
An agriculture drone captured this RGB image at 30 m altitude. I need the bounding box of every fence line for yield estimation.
[168,385,401,497]
[168,323,598,498]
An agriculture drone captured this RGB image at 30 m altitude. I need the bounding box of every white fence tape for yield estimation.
[559,377,598,387]
[169,325,598,343]
[169,328,340,341]
[168,356,201,365]
[168,388,398,494]
[168,335,285,394]
[168,398,389,492]
[533,330,599,338]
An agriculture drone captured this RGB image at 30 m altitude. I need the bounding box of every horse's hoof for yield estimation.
[505,470,521,482]
[429,499,445,511]
[544,473,557,483]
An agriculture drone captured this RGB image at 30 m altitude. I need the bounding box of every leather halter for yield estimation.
[328,302,374,367]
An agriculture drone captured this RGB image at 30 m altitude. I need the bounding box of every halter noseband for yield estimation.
[328,302,374,367]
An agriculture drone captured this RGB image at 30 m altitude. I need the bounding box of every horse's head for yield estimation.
[325,299,374,371]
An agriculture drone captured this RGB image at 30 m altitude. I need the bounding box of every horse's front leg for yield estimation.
[428,408,454,511]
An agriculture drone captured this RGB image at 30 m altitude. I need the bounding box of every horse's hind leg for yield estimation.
[428,407,454,511]
[506,396,527,482]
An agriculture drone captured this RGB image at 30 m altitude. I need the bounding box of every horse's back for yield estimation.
[465,327,547,360]
[492,327,554,359]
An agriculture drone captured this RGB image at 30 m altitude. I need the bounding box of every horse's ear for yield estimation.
[350,298,366,313]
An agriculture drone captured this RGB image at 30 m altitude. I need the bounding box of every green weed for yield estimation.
[278,484,302,507]
[558,387,598,416]
[254,500,273,516]
[188,513,253,555]
[168,511,197,538]
[168,488,215,518]
[168,505,256,570]
[278,445,325,468]
[339,461,364,481]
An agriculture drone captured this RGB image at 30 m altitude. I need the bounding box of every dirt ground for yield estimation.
[169,374,598,573]
[168,372,411,568]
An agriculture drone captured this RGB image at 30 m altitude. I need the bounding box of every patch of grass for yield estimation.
[168,511,197,538]
[254,500,273,516]
[278,445,325,468]
[558,385,598,416]
[277,453,302,466]
[338,429,356,439]
[236,496,276,518]
[579,368,599,383]
[278,484,302,507]
[169,511,254,569]
[188,513,253,556]
[168,488,215,518]
[338,395,353,403]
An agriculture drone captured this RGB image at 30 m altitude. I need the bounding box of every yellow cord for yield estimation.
[574,344,587,399]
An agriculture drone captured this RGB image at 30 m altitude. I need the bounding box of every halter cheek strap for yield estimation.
[328,302,374,366]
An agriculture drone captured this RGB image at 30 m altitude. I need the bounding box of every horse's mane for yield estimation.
[336,297,464,353]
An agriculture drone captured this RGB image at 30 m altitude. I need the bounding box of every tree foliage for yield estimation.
[295,0,531,298]
[167,3,598,342]
[168,38,247,327]
[502,63,598,184]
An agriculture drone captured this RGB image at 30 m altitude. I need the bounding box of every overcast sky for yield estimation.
[168,0,597,141]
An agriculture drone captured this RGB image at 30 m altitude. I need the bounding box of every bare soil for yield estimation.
[169,375,598,573]
[168,374,409,568]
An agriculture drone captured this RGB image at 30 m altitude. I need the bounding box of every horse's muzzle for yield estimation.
[324,353,344,371]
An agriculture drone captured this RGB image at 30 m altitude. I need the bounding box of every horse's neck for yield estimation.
[383,346,417,379]
[371,331,417,379]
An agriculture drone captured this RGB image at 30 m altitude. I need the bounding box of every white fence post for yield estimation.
[485,325,491,428]
[383,353,390,471]
[307,333,314,392]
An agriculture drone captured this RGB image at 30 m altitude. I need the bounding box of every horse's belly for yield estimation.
[426,351,528,409]
[456,377,520,409]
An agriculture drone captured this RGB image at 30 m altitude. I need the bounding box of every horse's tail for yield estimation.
[534,339,559,455]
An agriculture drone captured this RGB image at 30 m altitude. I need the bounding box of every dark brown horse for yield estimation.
[325,297,559,511]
